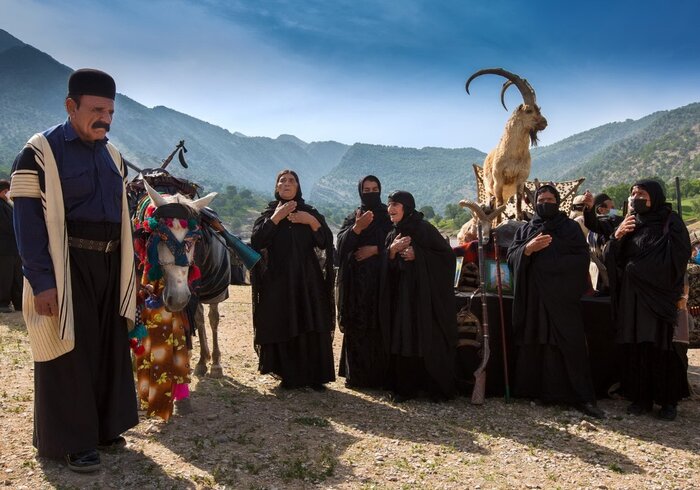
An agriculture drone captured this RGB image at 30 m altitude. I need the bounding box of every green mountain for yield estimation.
[558,103,700,190]
[2,28,700,222]
[0,29,348,194]
[309,144,486,211]
[529,113,664,182]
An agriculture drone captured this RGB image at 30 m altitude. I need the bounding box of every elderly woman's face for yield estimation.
[387,201,405,223]
[276,173,299,201]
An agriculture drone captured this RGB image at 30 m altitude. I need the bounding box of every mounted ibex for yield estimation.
[466,68,547,220]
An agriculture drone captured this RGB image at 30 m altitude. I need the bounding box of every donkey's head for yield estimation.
[142,180,217,312]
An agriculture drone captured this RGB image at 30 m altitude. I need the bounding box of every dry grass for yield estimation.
[1,285,699,489]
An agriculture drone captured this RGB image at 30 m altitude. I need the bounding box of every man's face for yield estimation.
[0,189,8,202]
[66,95,114,142]
[598,199,615,215]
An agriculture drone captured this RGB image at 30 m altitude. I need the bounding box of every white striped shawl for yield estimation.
[9,133,136,362]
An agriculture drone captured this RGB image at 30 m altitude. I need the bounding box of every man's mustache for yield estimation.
[92,122,111,131]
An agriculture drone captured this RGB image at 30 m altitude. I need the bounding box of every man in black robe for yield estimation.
[605,179,690,420]
[336,175,393,388]
[251,170,336,390]
[10,69,138,472]
[380,191,457,402]
[507,184,604,418]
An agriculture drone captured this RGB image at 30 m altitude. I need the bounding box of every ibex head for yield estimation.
[458,198,507,244]
[466,68,548,146]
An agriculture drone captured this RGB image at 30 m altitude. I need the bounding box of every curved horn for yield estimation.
[485,204,507,222]
[459,200,488,222]
[466,67,537,109]
[500,81,513,111]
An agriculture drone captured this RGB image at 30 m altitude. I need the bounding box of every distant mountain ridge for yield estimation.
[0,29,348,194]
[1,28,699,215]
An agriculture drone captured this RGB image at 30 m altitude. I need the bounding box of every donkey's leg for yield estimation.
[194,302,210,377]
[209,303,223,378]
[515,183,523,221]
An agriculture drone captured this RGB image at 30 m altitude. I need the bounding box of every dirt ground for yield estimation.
[1,285,699,489]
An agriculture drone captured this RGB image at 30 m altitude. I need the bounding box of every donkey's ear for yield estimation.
[191,192,217,212]
[144,180,168,208]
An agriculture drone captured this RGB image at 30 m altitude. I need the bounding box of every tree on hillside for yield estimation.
[419,206,435,219]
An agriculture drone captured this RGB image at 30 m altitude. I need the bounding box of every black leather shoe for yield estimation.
[578,402,605,419]
[627,401,653,415]
[97,436,127,450]
[657,405,677,421]
[65,449,101,473]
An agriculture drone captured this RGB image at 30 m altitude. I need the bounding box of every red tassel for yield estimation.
[188,265,201,285]
[134,344,145,356]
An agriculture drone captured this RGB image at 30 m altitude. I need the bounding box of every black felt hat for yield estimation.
[68,69,116,100]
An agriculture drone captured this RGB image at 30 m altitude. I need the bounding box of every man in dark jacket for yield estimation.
[0,179,22,313]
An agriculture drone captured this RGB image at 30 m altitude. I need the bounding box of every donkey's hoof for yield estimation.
[194,363,208,377]
[174,397,194,415]
[209,365,224,378]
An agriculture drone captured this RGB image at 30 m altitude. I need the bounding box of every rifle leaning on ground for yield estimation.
[471,221,490,405]
[460,200,505,404]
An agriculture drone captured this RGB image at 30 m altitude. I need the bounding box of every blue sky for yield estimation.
[2,0,699,150]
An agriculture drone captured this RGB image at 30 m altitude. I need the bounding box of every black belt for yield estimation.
[68,237,120,253]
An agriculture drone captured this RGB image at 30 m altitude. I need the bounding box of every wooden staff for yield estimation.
[492,229,511,402]
[471,222,490,405]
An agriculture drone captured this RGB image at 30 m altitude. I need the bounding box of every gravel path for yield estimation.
[1,286,699,489]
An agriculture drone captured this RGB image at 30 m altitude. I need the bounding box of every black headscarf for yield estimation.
[606,178,690,326]
[251,170,336,343]
[508,185,590,340]
[336,176,393,340]
[380,190,457,397]
[388,190,426,238]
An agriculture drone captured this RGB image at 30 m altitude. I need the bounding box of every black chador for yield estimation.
[605,179,690,413]
[336,176,393,388]
[380,191,457,400]
[507,185,597,406]
[250,173,336,389]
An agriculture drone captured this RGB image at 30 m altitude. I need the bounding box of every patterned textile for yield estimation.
[471,164,585,217]
[135,285,191,421]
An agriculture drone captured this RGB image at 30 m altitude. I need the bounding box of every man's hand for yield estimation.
[583,190,594,211]
[524,232,552,256]
[614,215,636,240]
[352,210,374,234]
[354,245,378,262]
[34,288,58,316]
[271,200,297,224]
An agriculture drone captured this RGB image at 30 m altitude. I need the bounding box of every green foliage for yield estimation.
[203,184,268,234]
[419,205,435,219]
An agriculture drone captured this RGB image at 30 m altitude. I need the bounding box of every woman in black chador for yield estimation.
[251,170,335,390]
[337,175,393,388]
[507,184,603,418]
[606,179,690,420]
[380,191,457,401]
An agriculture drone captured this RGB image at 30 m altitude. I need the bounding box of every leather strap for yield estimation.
[67,236,120,253]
